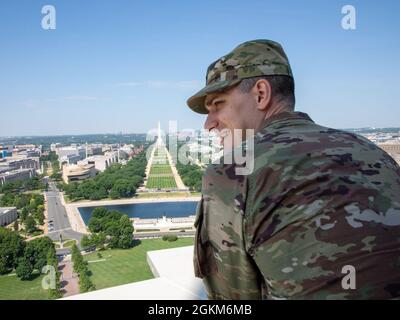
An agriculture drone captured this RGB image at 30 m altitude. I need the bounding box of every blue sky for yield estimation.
[0,0,399,136]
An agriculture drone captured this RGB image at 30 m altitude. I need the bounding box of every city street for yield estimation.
[45,181,84,251]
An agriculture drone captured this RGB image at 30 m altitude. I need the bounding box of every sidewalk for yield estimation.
[59,260,79,297]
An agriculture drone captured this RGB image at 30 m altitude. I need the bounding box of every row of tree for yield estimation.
[71,244,95,293]
[59,151,147,201]
[175,162,203,192]
[0,191,45,234]
[0,228,62,298]
[81,207,134,250]
[0,176,46,194]
[40,151,61,180]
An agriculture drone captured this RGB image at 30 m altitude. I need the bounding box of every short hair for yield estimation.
[238,75,295,109]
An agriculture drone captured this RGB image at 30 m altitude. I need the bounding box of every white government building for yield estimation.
[0,207,18,227]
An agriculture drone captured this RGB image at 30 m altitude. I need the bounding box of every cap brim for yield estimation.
[186,79,242,114]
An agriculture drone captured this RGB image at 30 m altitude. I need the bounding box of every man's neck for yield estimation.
[264,103,293,120]
[253,103,293,133]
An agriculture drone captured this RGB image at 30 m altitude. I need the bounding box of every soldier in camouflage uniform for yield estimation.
[186,39,400,299]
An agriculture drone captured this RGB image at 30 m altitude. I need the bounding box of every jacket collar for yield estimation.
[257,111,314,133]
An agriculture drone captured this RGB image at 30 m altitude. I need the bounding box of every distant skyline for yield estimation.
[1,126,400,139]
[1,0,399,136]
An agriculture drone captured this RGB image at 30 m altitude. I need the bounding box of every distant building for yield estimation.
[0,157,38,187]
[118,146,132,160]
[78,152,118,172]
[62,163,97,184]
[5,157,40,171]
[59,154,82,165]
[379,144,400,155]
[0,150,9,159]
[379,143,400,165]
[0,207,18,227]
[26,149,41,157]
[50,143,63,152]
[56,146,86,159]
[14,144,36,149]
[0,145,14,159]
[0,167,36,187]
[11,145,41,158]
[87,145,103,156]
[55,146,86,167]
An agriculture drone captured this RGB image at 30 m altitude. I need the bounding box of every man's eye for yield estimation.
[214,100,224,106]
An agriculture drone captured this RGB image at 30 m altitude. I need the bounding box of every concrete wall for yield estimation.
[0,207,18,227]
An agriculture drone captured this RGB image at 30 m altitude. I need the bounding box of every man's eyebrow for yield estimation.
[205,95,222,107]
[205,96,216,107]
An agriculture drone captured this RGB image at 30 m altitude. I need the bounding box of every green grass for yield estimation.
[22,189,44,195]
[54,239,76,249]
[146,176,177,189]
[152,159,169,165]
[169,227,193,231]
[146,146,178,189]
[62,240,76,247]
[83,237,194,291]
[150,164,172,175]
[0,271,49,300]
[136,192,193,199]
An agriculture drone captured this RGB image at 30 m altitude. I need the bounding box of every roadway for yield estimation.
[45,181,84,253]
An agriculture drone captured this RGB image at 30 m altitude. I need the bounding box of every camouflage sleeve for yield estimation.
[244,144,400,299]
[193,164,264,300]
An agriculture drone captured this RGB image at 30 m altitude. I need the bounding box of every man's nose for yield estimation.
[204,113,218,131]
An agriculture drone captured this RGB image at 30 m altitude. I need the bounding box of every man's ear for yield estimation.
[253,79,272,111]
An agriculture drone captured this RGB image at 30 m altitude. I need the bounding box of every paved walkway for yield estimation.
[165,146,186,189]
[142,143,187,190]
[59,260,79,297]
[61,191,89,234]
[141,144,156,189]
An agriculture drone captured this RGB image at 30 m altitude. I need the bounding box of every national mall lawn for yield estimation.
[0,272,48,300]
[0,237,194,299]
[83,237,194,291]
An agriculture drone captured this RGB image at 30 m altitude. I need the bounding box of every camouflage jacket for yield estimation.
[193,111,400,299]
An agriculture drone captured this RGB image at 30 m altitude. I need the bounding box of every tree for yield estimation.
[71,243,87,274]
[62,149,146,201]
[0,191,14,207]
[47,248,62,299]
[80,235,92,250]
[20,207,28,221]
[70,243,95,293]
[87,209,133,249]
[88,207,108,233]
[13,220,19,232]
[24,237,54,271]
[0,227,25,274]
[16,256,33,280]
[0,257,8,274]
[28,198,37,211]
[79,269,95,293]
[109,179,135,199]
[24,216,36,234]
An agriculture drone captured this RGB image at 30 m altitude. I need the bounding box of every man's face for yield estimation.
[204,85,255,149]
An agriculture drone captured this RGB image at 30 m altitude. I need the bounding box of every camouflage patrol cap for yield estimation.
[187,39,293,114]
